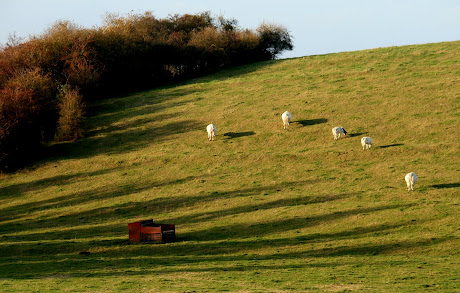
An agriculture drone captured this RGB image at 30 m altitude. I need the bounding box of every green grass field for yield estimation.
[1,41,459,292]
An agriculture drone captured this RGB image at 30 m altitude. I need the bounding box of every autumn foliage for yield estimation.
[0,12,293,169]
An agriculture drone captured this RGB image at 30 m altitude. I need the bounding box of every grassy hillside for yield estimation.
[0,41,459,292]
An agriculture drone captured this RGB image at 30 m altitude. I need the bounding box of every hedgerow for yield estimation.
[0,11,293,170]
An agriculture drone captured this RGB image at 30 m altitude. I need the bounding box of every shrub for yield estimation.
[5,68,58,139]
[0,86,39,169]
[56,86,84,141]
[257,23,293,59]
[0,68,57,169]
[62,38,101,94]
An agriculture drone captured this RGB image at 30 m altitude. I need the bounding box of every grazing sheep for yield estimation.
[361,136,373,150]
[281,111,292,130]
[405,172,418,191]
[206,124,216,141]
[332,127,348,140]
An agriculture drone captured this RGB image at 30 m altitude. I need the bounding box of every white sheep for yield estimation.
[281,111,292,130]
[361,136,373,150]
[206,124,216,141]
[405,172,418,191]
[332,127,348,140]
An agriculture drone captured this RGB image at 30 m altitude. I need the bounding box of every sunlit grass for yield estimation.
[0,41,459,292]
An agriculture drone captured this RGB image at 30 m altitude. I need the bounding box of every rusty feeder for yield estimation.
[128,219,175,243]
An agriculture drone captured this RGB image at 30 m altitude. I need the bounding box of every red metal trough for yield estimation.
[128,219,175,243]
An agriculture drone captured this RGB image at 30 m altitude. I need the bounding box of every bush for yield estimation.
[0,68,57,169]
[56,86,84,141]
[6,68,58,139]
[257,23,293,59]
[0,86,38,169]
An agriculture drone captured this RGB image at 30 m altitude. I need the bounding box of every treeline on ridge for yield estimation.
[0,11,293,170]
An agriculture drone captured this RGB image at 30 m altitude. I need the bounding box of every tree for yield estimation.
[257,23,293,59]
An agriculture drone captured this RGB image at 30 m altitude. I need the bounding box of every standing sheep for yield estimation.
[206,124,216,141]
[361,137,373,150]
[281,111,292,130]
[332,127,348,140]
[405,172,418,191]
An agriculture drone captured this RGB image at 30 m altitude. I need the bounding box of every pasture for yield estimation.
[0,41,459,292]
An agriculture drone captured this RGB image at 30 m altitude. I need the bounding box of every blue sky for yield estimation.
[0,0,459,58]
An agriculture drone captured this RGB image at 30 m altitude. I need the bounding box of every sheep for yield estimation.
[361,136,373,150]
[281,111,292,130]
[405,172,418,191]
[206,124,216,141]
[332,127,348,140]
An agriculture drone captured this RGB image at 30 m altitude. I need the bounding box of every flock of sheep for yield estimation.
[206,110,418,191]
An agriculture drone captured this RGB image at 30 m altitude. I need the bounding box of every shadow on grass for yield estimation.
[429,183,460,189]
[0,201,417,251]
[0,173,418,245]
[0,167,119,199]
[36,87,202,165]
[2,217,450,280]
[347,132,366,138]
[1,171,447,281]
[198,59,280,83]
[0,187,412,248]
[0,173,215,224]
[377,144,404,149]
[178,202,416,242]
[44,119,200,162]
[0,179,323,236]
[296,118,328,126]
[223,131,255,139]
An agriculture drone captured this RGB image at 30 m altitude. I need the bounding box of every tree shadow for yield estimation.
[179,202,416,242]
[0,197,415,253]
[42,119,200,162]
[0,179,318,236]
[2,176,450,283]
[377,144,404,149]
[0,167,119,199]
[296,118,328,126]
[1,234,449,280]
[223,131,255,139]
[0,173,215,224]
[167,189,352,226]
[2,203,448,282]
[200,59,280,83]
[34,87,202,166]
[429,183,460,189]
